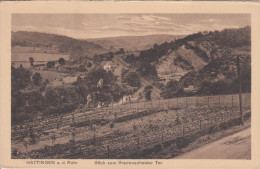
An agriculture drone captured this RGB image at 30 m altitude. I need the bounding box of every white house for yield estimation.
[184,85,197,93]
[103,61,115,71]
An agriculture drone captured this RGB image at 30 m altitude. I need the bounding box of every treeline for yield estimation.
[11,31,106,58]
[160,55,251,98]
[124,26,251,78]
[11,65,128,125]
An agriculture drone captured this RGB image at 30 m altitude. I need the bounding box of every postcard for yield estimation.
[0,1,260,168]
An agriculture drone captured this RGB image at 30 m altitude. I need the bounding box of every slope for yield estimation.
[87,34,185,51]
[12,31,108,59]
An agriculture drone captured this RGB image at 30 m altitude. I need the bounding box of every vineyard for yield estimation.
[11,93,251,159]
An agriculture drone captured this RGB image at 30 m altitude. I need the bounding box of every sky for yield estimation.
[12,14,250,39]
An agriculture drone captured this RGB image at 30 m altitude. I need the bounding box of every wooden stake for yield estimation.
[182,125,185,137]
[219,96,221,110]
[107,145,110,158]
[177,96,178,109]
[208,96,210,108]
[232,95,233,109]
[137,137,140,149]
[186,96,188,108]
[196,96,198,107]
[236,55,243,125]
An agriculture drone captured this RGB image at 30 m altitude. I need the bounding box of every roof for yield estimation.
[184,85,197,92]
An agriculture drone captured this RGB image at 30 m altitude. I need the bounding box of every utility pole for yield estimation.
[236,55,243,125]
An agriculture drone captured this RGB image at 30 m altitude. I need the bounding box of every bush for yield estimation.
[110,122,115,128]
[44,85,84,115]
[137,62,157,77]
[58,58,66,65]
[11,66,31,90]
[79,65,87,72]
[144,85,153,101]
[46,61,55,68]
[160,80,178,98]
[122,71,141,88]
[32,72,42,86]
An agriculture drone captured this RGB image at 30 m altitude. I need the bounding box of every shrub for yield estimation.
[58,58,66,65]
[32,72,42,86]
[110,122,115,129]
[144,85,153,101]
[46,61,55,68]
[122,71,141,88]
[79,65,87,72]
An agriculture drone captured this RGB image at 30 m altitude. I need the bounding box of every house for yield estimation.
[103,61,115,71]
[184,85,197,93]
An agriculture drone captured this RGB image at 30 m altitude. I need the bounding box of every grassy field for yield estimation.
[12,52,70,62]
[11,93,251,159]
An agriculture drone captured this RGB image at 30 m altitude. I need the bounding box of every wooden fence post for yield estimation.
[137,137,140,149]
[219,96,221,110]
[186,96,188,108]
[208,96,210,108]
[136,100,138,112]
[177,96,178,109]
[182,125,185,137]
[122,144,126,158]
[161,132,164,143]
[93,132,96,146]
[107,145,110,158]
[232,95,233,109]
[196,96,198,108]
[236,55,243,125]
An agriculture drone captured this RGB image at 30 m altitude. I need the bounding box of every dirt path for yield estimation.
[175,127,251,159]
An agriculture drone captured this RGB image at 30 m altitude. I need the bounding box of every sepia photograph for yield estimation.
[9,13,252,160]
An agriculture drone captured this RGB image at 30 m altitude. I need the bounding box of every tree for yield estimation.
[58,58,66,65]
[137,62,157,77]
[11,66,31,90]
[119,48,125,54]
[29,57,34,66]
[122,71,141,88]
[144,85,153,101]
[32,72,42,86]
[79,68,122,106]
[79,65,87,72]
[160,80,179,98]
[44,85,84,115]
[46,61,55,68]
[86,62,92,68]
[44,79,50,85]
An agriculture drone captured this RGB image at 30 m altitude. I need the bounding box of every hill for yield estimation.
[87,34,185,51]
[122,26,251,98]
[11,31,108,59]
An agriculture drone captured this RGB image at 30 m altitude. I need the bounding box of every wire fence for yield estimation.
[12,93,251,159]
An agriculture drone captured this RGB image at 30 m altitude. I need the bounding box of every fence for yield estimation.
[12,93,251,159]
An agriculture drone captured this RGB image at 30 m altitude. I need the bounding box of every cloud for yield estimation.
[116,16,132,21]
[12,14,249,39]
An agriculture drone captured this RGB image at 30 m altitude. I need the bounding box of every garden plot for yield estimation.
[11,93,251,158]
